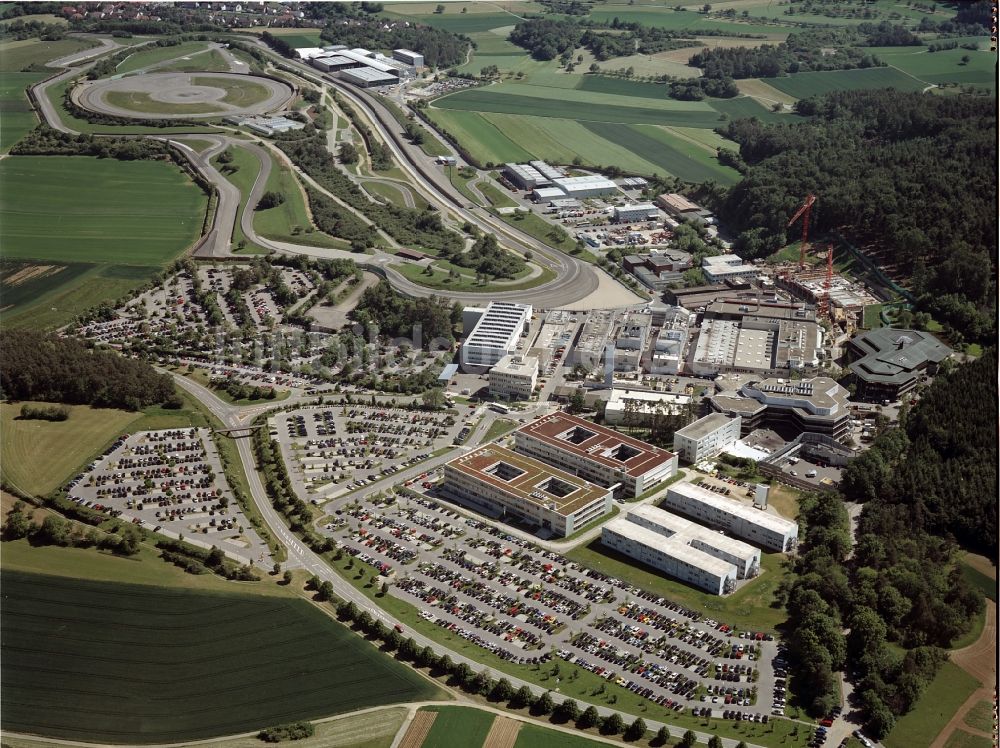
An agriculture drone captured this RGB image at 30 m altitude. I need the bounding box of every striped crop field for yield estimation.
[765,67,927,99]
[0,571,441,743]
[424,108,533,164]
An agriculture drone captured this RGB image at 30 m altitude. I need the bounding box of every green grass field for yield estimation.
[958,558,997,603]
[419,706,495,748]
[962,700,995,734]
[477,180,518,208]
[587,7,794,37]
[0,156,207,326]
[255,150,348,248]
[104,89,220,115]
[708,95,788,122]
[0,570,441,743]
[0,71,44,153]
[266,31,325,49]
[114,40,211,75]
[766,66,927,99]
[576,75,671,100]
[393,260,555,293]
[874,46,997,90]
[192,75,274,107]
[155,48,231,74]
[426,108,533,165]
[883,661,982,748]
[0,157,206,264]
[514,722,615,748]
[0,36,97,71]
[0,401,141,496]
[943,731,995,748]
[567,540,790,632]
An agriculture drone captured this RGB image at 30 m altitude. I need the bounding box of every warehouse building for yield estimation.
[702,255,760,283]
[489,354,538,400]
[530,160,564,181]
[613,203,659,223]
[663,482,798,552]
[551,175,618,198]
[443,445,613,537]
[503,162,549,190]
[626,504,761,579]
[655,193,714,223]
[846,328,952,401]
[514,412,678,499]
[710,376,851,441]
[461,301,532,371]
[673,413,742,464]
[532,186,566,203]
[392,48,424,69]
[340,66,398,87]
[312,55,358,73]
[602,518,738,595]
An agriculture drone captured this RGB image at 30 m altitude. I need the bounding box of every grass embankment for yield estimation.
[500,211,599,264]
[0,156,208,328]
[394,259,556,294]
[478,180,518,208]
[0,569,442,743]
[481,418,518,443]
[326,551,809,747]
[882,661,982,748]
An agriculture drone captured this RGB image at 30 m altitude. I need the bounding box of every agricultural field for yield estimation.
[0,570,442,743]
[943,732,995,748]
[425,108,532,164]
[514,723,613,748]
[0,156,208,327]
[0,72,43,153]
[0,400,141,497]
[868,45,997,91]
[765,66,927,99]
[586,7,795,38]
[883,661,982,748]
[418,706,495,748]
[156,48,232,73]
[262,31,325,49]
[0,36,97,71]
[114,40,211,75]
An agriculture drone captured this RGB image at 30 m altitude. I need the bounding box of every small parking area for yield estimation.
[271,404,465,500]
[312,486,780,716]
[67,428,272,565]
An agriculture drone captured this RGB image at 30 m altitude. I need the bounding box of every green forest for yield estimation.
[719,89,996,343]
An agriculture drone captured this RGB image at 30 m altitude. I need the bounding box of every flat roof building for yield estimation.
[489,354,538,401]
[673,413,742,464]
[663,482,798,552]
[531,186,565,203]
[846,328,951,401]
[504,162,548,190]
[656,193,713,221]
[529,160,564,181]
[702,254,760,283]
[614,203,659,223]
[514,412,678,499]
[461,301,532,371]
[710,376,851,441]
[443,445,613,537]
[340,67,398,87]
[392,48,424,68]
[551,175,618,198]
[312,55,358,72]
[603,388,691,427]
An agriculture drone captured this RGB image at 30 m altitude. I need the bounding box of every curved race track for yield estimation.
[76,72,293,119]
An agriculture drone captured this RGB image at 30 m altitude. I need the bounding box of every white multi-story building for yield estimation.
[514,413,678,499]
[489,354,538,400]
[602,389,690,427]
[602,518,738,595]
[672,413,742,464]
[443,445,613,537]
[461,301,532,371]
[625,504,760,579]
[701,254,759,283]
[613,203,659,223]
[663,482,798,552]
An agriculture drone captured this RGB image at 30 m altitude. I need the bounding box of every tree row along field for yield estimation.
[0,570,442,743]
[0,156,209,329]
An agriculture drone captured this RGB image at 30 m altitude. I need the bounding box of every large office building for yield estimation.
[489,354,538,400]
[443,445,612,537]
[663,482,798,552]
[710,376,851,441]
[846,328,952,401]
[702,255,760,283]
[461,301,532,371]
[514,412,678,499]
[673,413,742,464]
[602,501,763,596]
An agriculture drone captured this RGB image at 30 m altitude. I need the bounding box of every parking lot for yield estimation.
[270,404,466,500]
[315,487,781,718]
[67,428,272,565]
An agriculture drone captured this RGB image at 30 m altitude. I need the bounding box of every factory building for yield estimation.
[672,413,742,464]
[710,376,852,441]
[663,482,798,552]
[489,354,538,401]
[551,175,618,198]
[613,203,659,223]
[312,55,358,73]
[339,66,398,87]
[531,186,566,203]
[529,160,564,181]
[846,328,952,401]
[514,412,678,499]
[460,301,532,371]
[702,255,760,283]
[626,504,761,579]
[443,445,613,537]
[503,162,549,190]
[602,389,691,427]
[602,518,738,595]
[392,48,424,69]
[655,193,714,223]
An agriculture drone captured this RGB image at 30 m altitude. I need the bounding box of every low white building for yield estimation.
[613,203,659,223]
[551,175,618,198]
[672,413,742,464]
[603,389,691,427]
[702,254,759,283]
[664,482,798,552]
[489,354,538,401]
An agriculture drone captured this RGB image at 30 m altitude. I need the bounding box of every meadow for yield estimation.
[0,570,441,743]
[419,706,495,748]
[586,7,794,37]
[0,156,207,326]
[514,722,613,748]
[883,661,981,748]
[765,66,927,99]
[0,72,43,153]
[869,45,997,90]
[114,40,211,75]
[0,36,96,70]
